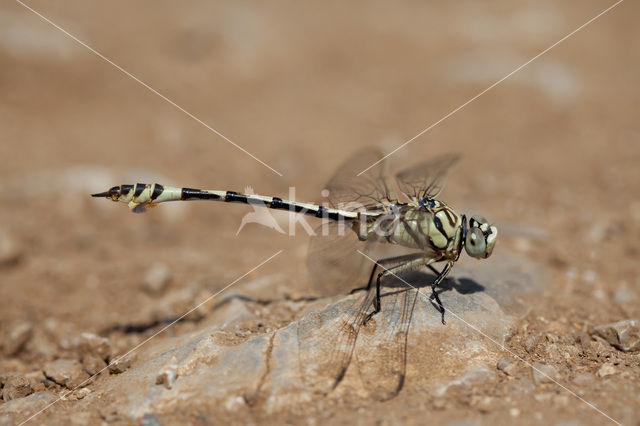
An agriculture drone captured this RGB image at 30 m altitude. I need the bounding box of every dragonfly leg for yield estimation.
[363,254,431,325]
[429,261,453,324]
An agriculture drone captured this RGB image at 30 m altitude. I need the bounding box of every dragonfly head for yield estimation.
[464,215,497,259]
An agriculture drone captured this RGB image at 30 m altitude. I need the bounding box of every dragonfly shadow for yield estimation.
[378,270,485,299]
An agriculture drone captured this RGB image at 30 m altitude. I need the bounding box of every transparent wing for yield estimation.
[307,221,375,297]
[297,286,375,395]
[354,286,418,400]
[324,147,397,210]
[395,154,460,201]
[300,256,420,397]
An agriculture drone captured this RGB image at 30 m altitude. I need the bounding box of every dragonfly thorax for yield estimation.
[356,201,465,259]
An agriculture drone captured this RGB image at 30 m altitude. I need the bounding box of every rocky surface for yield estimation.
[0,392,58,416]
[67,255,541,419]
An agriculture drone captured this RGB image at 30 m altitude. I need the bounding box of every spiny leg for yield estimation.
[363,254,432,324]
[428,261,453,324]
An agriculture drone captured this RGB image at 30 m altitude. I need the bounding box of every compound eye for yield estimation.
[465,227,486,258]
[470,215,487,226]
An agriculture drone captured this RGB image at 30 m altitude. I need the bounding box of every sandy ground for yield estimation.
[1,1,639,425]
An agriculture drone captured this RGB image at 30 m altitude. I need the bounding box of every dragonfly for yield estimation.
[92,148,497,398]
[92,148,496,324]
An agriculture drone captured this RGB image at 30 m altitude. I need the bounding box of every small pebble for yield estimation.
[43,359,90,389]
[509,407,520,417]
[0,372,10,387]
[496,358,517,376]
[431,397,447,410]
[524,334,540,353]
[592,320,640,352]
[612,288,636,304]
[532,363,558,384]
[534,392,553,402]
[77,333,112,361]
[223,396,246,411]
[470,395,493,412]
[155,357,178,390]
[82,354,107,376]
[70,387,91,400]
[140,413,162,426]
[2,374,32,401]
[142,262,172,294]
[3,323,33,356]
[0,232,21,267]
[596,362,616,378]
[574,332,592,352]
[25,371,46,393]
[98,406,120,423]
[108,354,134,374]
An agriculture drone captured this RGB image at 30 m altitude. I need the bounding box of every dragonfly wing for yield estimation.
[307,221,376,297]
[297,287,374,394]
[354,286,418,400]
[395,153,460,201]
[324,147,397,209]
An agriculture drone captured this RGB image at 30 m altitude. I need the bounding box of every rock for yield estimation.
[592,320,640,352]
[66,255,545,416]
[3,323,33,356]
[0,392,58,415]
[496,358,518,376]
[25,371,46,393]
[531,363,558,384]
[142,262,172,294]
[82,354,107,376]
[98,406,120,423]
[2,374,32,401]
[574,331,591,352]
[140,413,161,426]
[523,334,540,353]
[77,333,112,361]
[108,354,135,374]
[612,288,636,304]
[0,232,21,267]
[596,362,616,378]
[0,372,9,388]
[43,359,90,389]
[155,357,178,389]
[70,387,91,400]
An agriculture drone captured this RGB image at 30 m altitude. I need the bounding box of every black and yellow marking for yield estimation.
[181,188,221,200]
[151,184,164,201]
[93,183,359,222]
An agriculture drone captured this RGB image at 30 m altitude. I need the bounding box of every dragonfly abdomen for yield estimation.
[92,183,360,221]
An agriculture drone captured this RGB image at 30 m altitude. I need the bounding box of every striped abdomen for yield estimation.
[91,183,361,221]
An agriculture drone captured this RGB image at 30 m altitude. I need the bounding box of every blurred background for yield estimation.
[0,0,638,421]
